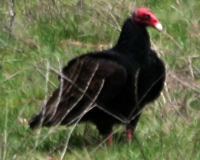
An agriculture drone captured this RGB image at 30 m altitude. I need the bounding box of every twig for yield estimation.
[34,66,57,88]
[164,81,189,122]
[60,118,81,160]
[188,57,194,78]
[48,65,165,124]
[46,57,65,124]
[168,102,189,122]
[163,82,172,103]
[31,61,166,158]
[49,66,129,124]
[95,103,129,124]
[1,71,22,84]
[59,108,93,160]
[34,59,51,149]
[67,79,105,126]
[57,63,100,125]
[130,73,165,122]
[9,0,15,38]
[163,31,183,50]
[128,68,140,119]
[30,64,106,155]
[60,78,105,160]
[3,103,8,160]
[169,72,200,94]
[187,55,199,79]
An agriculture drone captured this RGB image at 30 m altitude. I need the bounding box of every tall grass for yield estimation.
[0,0,200,159]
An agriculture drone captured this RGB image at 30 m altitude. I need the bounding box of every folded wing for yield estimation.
[29,54,127,128]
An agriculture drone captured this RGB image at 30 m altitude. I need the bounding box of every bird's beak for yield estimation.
[155,23,163,31]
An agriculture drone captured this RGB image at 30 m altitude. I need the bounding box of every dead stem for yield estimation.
[169,72,200,94]
[34,59,50,149]
[9,0,15,38]
[3,103,8,160]
[1,71,22,84]
[58,63,100,125]
[60,79,105,160]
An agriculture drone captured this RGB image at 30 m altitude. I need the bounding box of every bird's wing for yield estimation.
[34,54,127,127]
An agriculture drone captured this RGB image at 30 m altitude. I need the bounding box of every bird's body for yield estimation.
[29,8,165,144]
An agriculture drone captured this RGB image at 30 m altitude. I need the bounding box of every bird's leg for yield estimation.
[126,128,133,143]
[107,133,113,147]
[126,114,141,143]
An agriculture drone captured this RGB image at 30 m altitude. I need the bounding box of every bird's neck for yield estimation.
[113,18,151,62]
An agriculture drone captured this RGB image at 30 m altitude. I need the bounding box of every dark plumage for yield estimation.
[29,8,165,144]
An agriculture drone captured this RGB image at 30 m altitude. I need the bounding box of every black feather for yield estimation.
[29,17,165,138]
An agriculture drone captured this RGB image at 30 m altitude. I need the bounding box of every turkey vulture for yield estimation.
[29,8,165,146]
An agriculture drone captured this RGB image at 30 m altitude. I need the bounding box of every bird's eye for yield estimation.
[142,14,150,21]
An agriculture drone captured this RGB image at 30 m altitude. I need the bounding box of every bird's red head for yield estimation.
[132,8,162,31]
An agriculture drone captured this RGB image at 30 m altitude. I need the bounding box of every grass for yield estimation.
[0,0,200,159]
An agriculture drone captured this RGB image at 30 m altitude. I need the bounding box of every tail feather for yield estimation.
[29,113,42,129]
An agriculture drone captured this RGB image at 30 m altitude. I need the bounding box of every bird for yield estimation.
[29,7,165,147]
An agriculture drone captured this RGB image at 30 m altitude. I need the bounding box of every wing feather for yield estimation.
[31,54,127,127]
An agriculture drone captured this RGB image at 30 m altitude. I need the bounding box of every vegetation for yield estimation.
[0,0,200,159]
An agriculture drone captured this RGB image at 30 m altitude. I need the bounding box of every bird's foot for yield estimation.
[107,134,113,147]
[126,128,133,143]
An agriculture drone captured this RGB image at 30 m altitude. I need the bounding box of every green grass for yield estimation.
[0,0,200,159]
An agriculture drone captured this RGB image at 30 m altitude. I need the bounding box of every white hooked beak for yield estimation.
[155,23,163,31]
